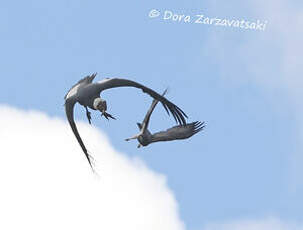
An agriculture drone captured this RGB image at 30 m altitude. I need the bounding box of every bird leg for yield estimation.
[85,106,92,125]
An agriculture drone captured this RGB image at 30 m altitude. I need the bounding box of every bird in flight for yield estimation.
[125,89,204,148]
[64,73,188,169]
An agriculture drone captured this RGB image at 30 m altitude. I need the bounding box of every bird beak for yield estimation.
[101,111,116,120]
[101,110,108,120]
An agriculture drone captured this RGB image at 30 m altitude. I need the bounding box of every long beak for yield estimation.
[101,111,116,120]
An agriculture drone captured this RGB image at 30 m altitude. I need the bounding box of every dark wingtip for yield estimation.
[176,107,187,125]
[193,121,206,134]
[177,106,188,119]
[161,102,170,115]
[159,88,188,125]
[85,151,97,173]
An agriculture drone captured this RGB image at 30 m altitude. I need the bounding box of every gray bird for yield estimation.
[125,89,204,148]
[65,74,188,169]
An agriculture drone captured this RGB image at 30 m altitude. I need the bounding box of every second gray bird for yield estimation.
[125,90,205,148]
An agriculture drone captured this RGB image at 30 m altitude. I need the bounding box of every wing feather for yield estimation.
[65,98,94,170]
[90,78,187,125]
[64,73,97,100]
[141,89,168,132]
[152,121,205,142]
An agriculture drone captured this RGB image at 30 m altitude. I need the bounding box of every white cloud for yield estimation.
[202,218,303,230]
[0,105,185,230]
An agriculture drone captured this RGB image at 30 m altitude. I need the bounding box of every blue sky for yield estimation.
[1,0,302,229]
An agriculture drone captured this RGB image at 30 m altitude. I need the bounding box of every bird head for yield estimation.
[93,98,107,114]
[98,100,107,114]
[93,98,116,120]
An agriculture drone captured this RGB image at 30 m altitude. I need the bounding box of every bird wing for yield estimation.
[64,73,97,100]
[141,89,168,133]
[152,121,205,142]
[89,78,187,125]
[65,98,94,169]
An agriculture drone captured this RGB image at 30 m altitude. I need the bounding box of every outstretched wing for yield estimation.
[65,98,94,170]
[89,78,188,125]
[141,89,168,133]
[152,121,205,142]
